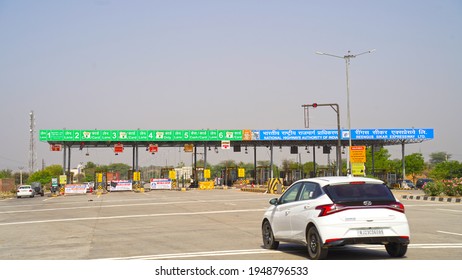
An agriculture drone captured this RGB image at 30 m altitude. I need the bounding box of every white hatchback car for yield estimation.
[262,176,410,259]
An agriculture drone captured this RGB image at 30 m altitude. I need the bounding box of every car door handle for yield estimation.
[285,211,290,216]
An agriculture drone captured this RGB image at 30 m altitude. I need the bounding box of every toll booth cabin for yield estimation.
[256,166,271,186]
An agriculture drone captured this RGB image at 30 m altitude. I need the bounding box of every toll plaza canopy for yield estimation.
[39,128,434,147]
[39,128,434,181]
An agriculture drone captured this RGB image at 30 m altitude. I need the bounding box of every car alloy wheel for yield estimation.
[262,220,279,249]
[307,226,328,260]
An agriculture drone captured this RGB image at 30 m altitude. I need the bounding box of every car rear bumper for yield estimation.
[324,236,410,247]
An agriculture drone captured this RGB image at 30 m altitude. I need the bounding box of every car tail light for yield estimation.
[388,202,405,213]
[349,181,366,185]
[316,202,405,217]
[316,204,346,217]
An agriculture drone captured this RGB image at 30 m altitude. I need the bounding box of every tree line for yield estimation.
[1,149,461,187]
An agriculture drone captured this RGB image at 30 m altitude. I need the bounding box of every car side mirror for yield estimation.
[269,198,279,205]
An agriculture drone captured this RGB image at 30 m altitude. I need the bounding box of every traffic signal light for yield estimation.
[79,142,85,150]
[312,103,318,108]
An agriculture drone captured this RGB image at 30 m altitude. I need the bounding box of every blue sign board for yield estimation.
[254,128,434,141]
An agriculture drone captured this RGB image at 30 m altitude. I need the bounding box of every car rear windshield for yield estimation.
[323,183,396,205]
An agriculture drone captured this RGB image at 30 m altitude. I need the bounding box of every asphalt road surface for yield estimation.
[0,189,461,260]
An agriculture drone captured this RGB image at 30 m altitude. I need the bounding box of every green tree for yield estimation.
[27,165,63,186]
[429,152,451,166]
[85,162,97,169]
[430,160,462,180]
[257,160,270,166]
[14,171,29,185]
[303,162,316,178]
[220,160,237,167]
[0,169,13,178]
[83,162,98,182]
[107,163,131,179]
[46,165,64,177]
[27,170,52,186]
[196,159,210,169]
[365,147,391,173]
[281,159,293,178]
[387,159,403,177]
[405,153,425,182]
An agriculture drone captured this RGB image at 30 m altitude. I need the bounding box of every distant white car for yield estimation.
[17,185,36,198]
[262,176,410,259]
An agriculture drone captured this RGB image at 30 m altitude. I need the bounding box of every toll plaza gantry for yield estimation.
[39,128,434,184]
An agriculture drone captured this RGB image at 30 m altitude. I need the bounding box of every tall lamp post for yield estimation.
[315,49,375,174]
[18,166,24,185]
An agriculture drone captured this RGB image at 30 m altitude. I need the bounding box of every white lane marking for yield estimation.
[353,243,462,249]
[102,249,281,260]
[101,243,462,260]
[0,208,266,226]
[436,209,462,213]
[405,204,454,207]
[437,230,462,236]
[0,198,265,215]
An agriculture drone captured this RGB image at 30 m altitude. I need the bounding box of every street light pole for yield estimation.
[315,49,375,175]
[18,166,24,185]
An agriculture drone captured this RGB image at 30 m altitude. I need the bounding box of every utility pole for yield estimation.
[29,111,37,173]
[18,166,24,185]
[316,49,375,174]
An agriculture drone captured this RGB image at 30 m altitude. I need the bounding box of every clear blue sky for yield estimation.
[1,0,461,171]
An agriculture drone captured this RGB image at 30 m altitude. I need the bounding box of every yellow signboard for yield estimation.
[350,146,366,163]
[199,181,215,190]
[169,170,177,180]
[59,175,67,185]
[184,144,194,152]
[133,171,141,181]
[352,162,365,176]
[96,173,103,183]
[238,168,245,178]
[204,169,211,179]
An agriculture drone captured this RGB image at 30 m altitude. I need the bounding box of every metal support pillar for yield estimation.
[67,145,71,184]
[402,142,406,180]
[132,145,136,172]
[193,145,197,186]
[204,142,207,172]
[253,145,257,184]
[270,142,274,178]
[62,143,67,175]
[135,145,139,171]
[313,145,317,177]
[371,145,375,177]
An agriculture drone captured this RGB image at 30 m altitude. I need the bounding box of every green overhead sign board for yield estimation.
[40,128,434,142]
[39,130,244,142]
